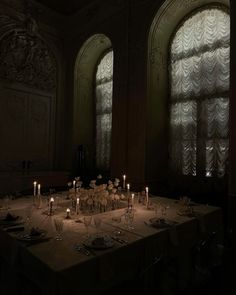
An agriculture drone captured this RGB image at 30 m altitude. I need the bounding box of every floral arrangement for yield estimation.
[67,176,126,212]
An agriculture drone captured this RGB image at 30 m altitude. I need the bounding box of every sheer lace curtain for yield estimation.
[169,7,230,178]
[95,50,113,171]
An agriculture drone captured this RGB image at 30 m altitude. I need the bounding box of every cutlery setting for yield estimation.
[111,236,128,244]
[74,244,95,256]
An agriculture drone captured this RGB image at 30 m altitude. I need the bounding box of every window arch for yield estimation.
[169,6,230,178]
[95,50,113,171]
[73,34,112,175]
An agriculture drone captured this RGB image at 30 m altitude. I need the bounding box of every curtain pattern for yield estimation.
[95,50,113,171]
[169,8,230,177]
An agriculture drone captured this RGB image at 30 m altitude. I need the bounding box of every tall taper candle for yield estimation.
[33,181,37,197]
[37,184,41,196]
[145,187,149,209]
[123,175,126,189]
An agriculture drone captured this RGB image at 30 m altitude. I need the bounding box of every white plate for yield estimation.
[17,229,47,242]
[84,234,114,249]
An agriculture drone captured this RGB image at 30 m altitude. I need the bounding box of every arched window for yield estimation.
[95,50,113,171]
[169,7,230,178]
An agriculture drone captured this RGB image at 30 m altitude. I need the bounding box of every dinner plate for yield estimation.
[17,229,47,242]
[148,218,177,229]
[84,234,114,249]
[177,209,199,218]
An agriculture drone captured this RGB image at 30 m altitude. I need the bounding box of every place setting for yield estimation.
[83,234,115,250]
[16,226,51,246]
[0,211,24,231]
[144,217,178,229]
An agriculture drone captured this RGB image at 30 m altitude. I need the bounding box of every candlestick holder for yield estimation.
[48,203,54,216]
[65,209,71,219]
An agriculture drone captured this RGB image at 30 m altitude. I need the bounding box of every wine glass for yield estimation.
[53,217,64,240]
[83,215,92,238]
[3,195,10,214]
[25,205,33,234]
[94,216,102,236]
[112,215,123,236]
[127,210,135,230]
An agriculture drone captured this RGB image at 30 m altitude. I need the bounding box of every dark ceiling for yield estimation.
[35,0,96,15]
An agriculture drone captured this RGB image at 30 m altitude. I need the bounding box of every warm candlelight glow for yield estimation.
[50,197,54,203]
[73,180,76,189]
[33,181,37,196]
[145,187,149,209]
[123,174,126,189]
[76,198,80,214]
[131,193,134,207]
[37,184,41,196]
[66,208,71,218]
[127,183,130,190]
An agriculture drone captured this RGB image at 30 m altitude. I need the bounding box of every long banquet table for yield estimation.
[0,193,223,295]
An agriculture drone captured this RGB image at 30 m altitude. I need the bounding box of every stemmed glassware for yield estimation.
[124,210,135,230]
[112,215,123,236]
[25,205,33,234]
[83,215,92,238]
[54,217,64,240]
[3,195,10,214]
[94,216,102,236]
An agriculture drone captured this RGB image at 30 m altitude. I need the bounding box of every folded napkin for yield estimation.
[5,226,25,232]
[0,212,20,223]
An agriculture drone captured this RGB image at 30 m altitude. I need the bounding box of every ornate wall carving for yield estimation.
[0,12,57,174]
[0,14,56,92]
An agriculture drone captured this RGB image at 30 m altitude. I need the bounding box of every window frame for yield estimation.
[168,4,230,179]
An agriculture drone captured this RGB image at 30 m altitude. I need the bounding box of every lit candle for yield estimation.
[145,187,149,209]
[127,183,130,192]
[123,174,126,189]
[33,181,37,196]
[76,198,80,215]
[73,180,76,189]
[37,184,41,196]
[131,193,135,207]
[66,208,71,219]
[49,197,54,215]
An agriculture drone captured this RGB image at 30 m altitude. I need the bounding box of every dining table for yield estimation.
[0,192,223,295]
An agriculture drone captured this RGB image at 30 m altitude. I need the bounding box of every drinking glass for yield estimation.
[25,205,33,233]
[54,217,64,240]
[112,215,123,236]
[127,210,135,230]
[161,205,167,216]
[94,216,102,235]
[83,215,92,238]
[124,212,130,229]
[3,196,10,213]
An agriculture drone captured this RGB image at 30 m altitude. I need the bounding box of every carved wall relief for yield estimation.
[0,29,56,91]
[0,13,57,173]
